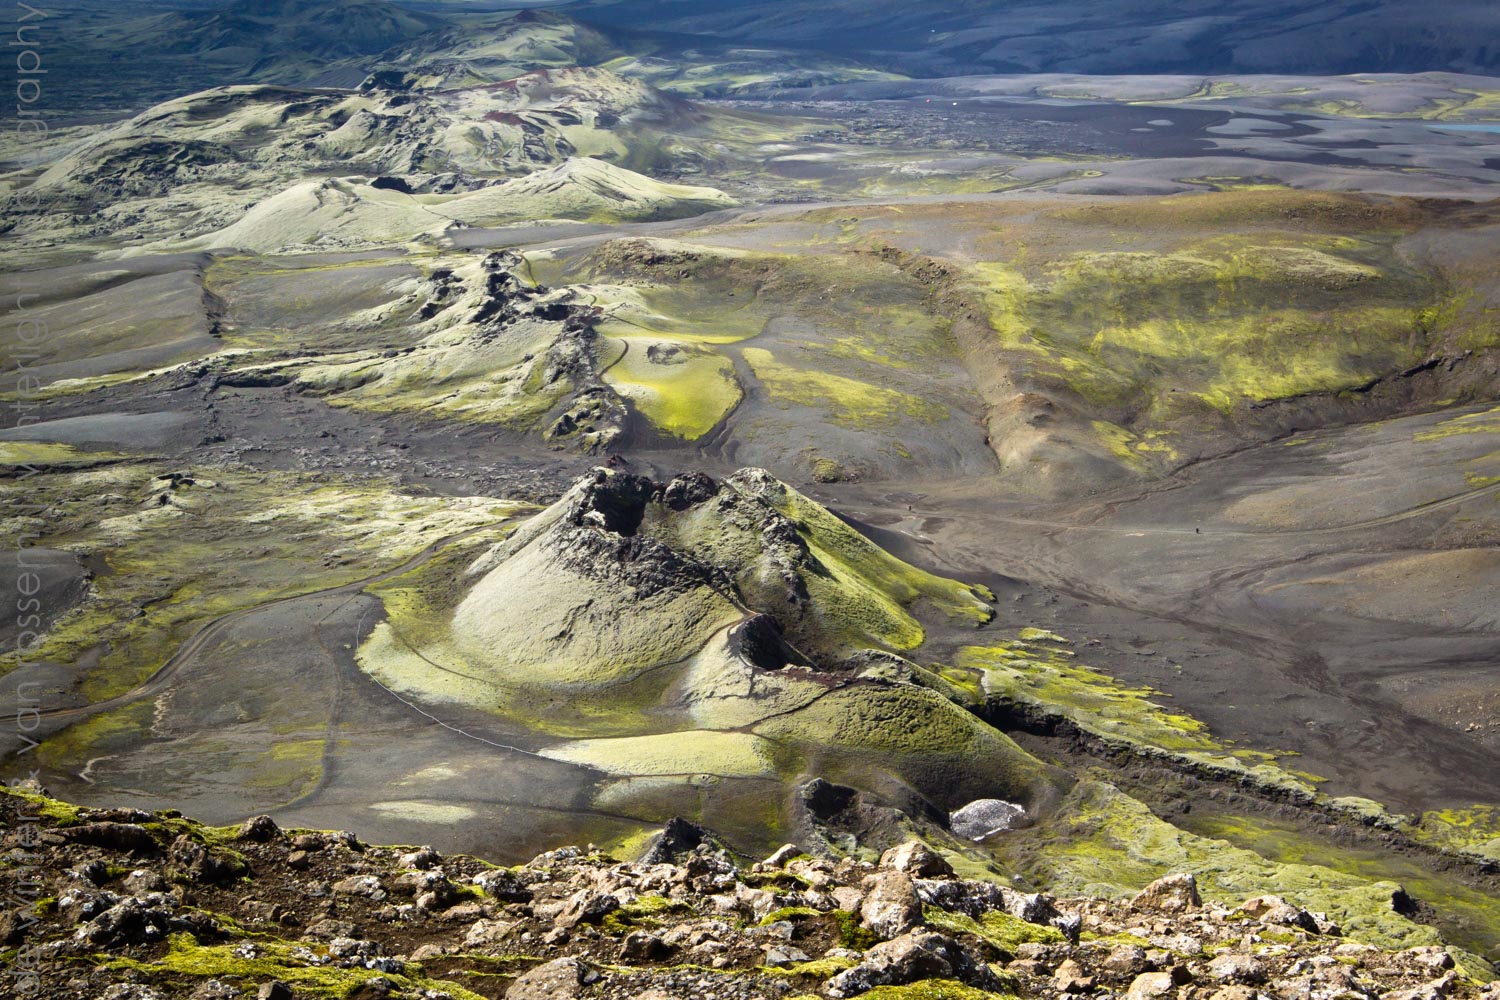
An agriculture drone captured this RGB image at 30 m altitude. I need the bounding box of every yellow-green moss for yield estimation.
[540,731,777,778]
[0,786,83,826]
[759,906,822,926]
[1408,806,1500,863]
[244,738,325,797]
[601,893,689,934]
[34,700,155,774]
[0,462,526,703]
[763,955,861,978]
[1414,405,1500,442]
[965,207,1455,467]
[923,906,1063,954]
[825,908,876,951]
[769,481,993,639]
[755,683,1056,808]
[743,347,949,429]
[602,338,742,439]
[1005,781,1452,954]
[104,934,489,1000]
[0,442,127,467]
[957,638,1320,797]
[1180,809,1500,960]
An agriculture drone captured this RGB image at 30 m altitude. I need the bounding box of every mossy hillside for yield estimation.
[882,190,1500,480]
[1179,809,1500,963]
[583,270,772,347]
[1039,189,1436,233]
[0,462,526,702]
[662,627,829,731]
[365,549,814,738]
[754,684,1063,813]
[640,472,978,655]
[971,238,1437,416]
[955,639,1324,799]
[1409,806,1500,862]
[743,347,949,430]
[364,479,687,701]
[205,252,439,355]
[602,50,904,99]
[541,731,779,779]
[447,525,745,690]
[563,236,990,476]
[602,336,743,440]
[0,441,128,468]
[424,158,739,227]
[1103,77,1500,123]
[413,468,995,705]
[1003,780,1455,955]
[733,471,994,646]
[958,638,1221,750]
[288,321,579,430]
[357,467,1035,832]
[579,234,966,350]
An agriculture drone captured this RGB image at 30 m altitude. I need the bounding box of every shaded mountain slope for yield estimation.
[573,0,1500,77]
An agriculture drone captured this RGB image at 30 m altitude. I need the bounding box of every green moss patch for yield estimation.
[541,731,779,778]
[1004,781,1452,954]
[755,684,1058,809]
[1410,806,1500,862]
[104,933,489,1000]
[1,461,526,706]
[1414,404,1500,442]
[1180,809,1500,959]
[957,638,1321,798]
[602,336,742,439]
[0,441,128,468]
[763,477,993,649]
[924,906,1063,955]
[744,347,949,429]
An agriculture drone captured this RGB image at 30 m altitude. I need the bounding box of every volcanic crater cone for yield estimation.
[360,467,1066,826]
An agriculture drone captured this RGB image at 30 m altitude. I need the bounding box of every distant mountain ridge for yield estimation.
[566,0,1500,76]
[54,0,1500,119]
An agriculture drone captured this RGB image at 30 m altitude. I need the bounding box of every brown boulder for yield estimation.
[1130,872,1201,914]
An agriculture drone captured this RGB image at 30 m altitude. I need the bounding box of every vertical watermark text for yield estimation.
[6,3,53,995]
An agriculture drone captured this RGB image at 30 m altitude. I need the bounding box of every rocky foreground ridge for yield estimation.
[3,785,1497,1000]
